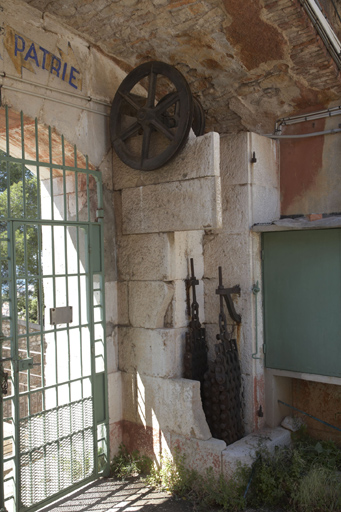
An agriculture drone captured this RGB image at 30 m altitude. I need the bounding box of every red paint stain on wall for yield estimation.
[280,117,325,215]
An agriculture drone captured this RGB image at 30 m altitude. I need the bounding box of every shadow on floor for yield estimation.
[40,477,194,512]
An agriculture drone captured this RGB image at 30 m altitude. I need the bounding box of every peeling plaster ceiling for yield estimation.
[21,0,341,134]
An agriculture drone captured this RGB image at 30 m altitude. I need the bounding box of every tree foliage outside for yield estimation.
[0,150,41,323]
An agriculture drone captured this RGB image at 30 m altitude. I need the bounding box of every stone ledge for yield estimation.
[222,427,291,478]
[252,215,341,232]
[113,132,220,191]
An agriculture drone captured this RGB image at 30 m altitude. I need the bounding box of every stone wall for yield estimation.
[111,131,222,461]
[205,132,279,434]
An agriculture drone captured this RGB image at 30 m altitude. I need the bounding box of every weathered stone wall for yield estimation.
[112,131,222,461]
[205,132,279,434]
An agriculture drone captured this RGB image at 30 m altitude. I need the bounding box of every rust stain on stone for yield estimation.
[222,0,286,70]
[200,58,224,70]
[292,77,338,112]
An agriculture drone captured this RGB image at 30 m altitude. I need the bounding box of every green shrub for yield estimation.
[294,466,341,512]
[111,432,341,512]
[245,428,341,511]
[146,448,247,511]
[110,444,153,479]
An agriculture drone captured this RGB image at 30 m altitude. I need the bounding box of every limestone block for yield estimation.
[222,427,291,479]
[171,434,226,476]
[220,133,249,185]
[103,194,117,282]
[121,373,211,440]
[106,329,118,373]
[251,184,280,225]
[171,231,204,280]
[109,421,123,457]
[203,232,251,282]
[128,281,174,328]
[113,191,123,237]
[113,132,220,191]
[117,281,129,325]
[88,47,127,102]
[118,327,185,378]
[99,148,114,191]
[249,133,279,189]
[105,281,117,325]
[121,371,137,424]
[143,376,212,440]
[203,278,219,325]
[121,176,222,234]
[75,110,110,169]
[117,233,173,281]
[108,371,123,424]
[40,101,85,160]
[222,184,250,233]
[106,230,204,282]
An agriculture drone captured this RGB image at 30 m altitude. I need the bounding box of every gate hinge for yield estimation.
[263,344,266,354]
[96,208,104,220]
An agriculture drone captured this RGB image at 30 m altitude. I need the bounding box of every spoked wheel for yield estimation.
[110,61,194,171]
[158,94,205,137]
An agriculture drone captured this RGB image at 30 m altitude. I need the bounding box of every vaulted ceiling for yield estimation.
[22,0,341,133]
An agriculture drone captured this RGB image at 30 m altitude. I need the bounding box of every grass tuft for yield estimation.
[110,428,341,511]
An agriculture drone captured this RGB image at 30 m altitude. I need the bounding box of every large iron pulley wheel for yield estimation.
[110,61,194,171]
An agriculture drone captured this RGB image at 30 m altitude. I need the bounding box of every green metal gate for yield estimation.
[0,107,109,512]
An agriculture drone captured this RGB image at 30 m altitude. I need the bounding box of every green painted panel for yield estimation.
[90,224,102,273]
[263,229,341,377]
[95,372,106,424]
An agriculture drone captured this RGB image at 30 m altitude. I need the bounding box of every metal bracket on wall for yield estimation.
[215,266,241,324]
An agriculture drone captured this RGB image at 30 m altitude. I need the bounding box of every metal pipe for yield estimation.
[266,128,341,139]
[276,105,341,130]
[298,0,341,69]
[0,85,110,117]
[278,400,341,433]
[304,0,341,55]
[0,71,110,107]
[252,282,261,359]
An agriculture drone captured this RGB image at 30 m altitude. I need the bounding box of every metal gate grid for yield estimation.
[0,106,109,512]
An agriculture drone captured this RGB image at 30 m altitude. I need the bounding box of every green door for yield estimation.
[263,229,341,377]
[1,107,109,512]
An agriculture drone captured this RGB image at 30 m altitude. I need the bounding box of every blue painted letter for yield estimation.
[69,66,80,90]
[39,46,50,70]
[24,43,39,67]
[14,34,25,56]
[50,55,61,77]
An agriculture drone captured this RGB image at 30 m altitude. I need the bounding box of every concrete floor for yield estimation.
[40,478,194,512]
